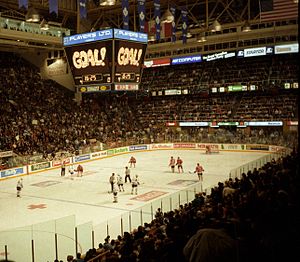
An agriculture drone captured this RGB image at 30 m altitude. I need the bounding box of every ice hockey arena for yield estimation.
[0,1,298,262]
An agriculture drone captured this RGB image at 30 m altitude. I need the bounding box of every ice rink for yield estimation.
[0,149,268,261]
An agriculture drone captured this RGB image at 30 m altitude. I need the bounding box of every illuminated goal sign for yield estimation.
[64,29,147,88]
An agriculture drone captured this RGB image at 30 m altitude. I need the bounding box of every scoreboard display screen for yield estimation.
[64,29,147,88]
[114,40,147,83]
[64,41,112,85]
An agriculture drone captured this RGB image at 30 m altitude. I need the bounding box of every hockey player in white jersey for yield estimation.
[131,175,140,195]
[117,174,125,192]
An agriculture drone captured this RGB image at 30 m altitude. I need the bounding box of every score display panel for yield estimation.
[64,40,113,86]
[114,40,147,83]
[63,29,148,89]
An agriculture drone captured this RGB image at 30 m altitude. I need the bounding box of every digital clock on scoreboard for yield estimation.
[74,73,112,85]
[114,72,139,83]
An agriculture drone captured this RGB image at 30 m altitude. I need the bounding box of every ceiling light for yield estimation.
[211,20,221,32]
[40,19,49,30]
[197,36,207,43]
[186,32,193,38]
[148,34,155,42]
[99,20,110,29]
[25,7,40,22]
[242,21,251,32]
[161,8,174,23]
[100,0,116,6]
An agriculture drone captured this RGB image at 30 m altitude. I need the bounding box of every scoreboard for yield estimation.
[63,29,147,91]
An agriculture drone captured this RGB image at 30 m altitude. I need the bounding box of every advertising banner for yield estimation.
[0,151,13,158]
[173,143,196,149]
[52,158,71,167]
[150,144,173,149]
[179,122,209,127]
[91,151,107,159]
[246,144,269,151]
[74,154,91,163]
[220,144,245,151]
[197,144,219,150]
[171,55,202,65]
[114,29,148,43]
[203,51,235,61]
[129,145,148,151]
[247,121,283,126]
[244,46,266,57]
[31,162,51,172]
[1,167,25,178]
[63,29,113,46]
[275,43,298,54]
[107,147,129,156]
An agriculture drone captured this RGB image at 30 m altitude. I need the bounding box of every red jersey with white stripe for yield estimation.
[195,165,204,173]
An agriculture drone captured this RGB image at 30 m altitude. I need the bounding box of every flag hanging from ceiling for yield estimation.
[170,5,176,42]
[18,0,28,9]
[79,0,87,19]
[137,0,146,32]
[154,0,161,41]
[145,20,171,38]
[259,0,298,22]
[181,7,188,44]
[122,0,129,30]
[49,0,58,15]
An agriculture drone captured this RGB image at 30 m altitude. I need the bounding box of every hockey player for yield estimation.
[117,174,125,192]
[124,166,131,183]
[112,183,118,203]
[16,178,23,197]
[76,164,83,177]
[176,157,184,173]
[169,156,176,173]
[129,156,136,168]
[109,173,117,193]
[68,165,75,176]
[131,175,140,195]
[194,163,205,181]
[61,161,66,176]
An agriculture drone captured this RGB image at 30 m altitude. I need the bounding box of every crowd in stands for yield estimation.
[0,52,298,262]
[140,54,298,93]
[60,149,298,262]
[0,53,298,167]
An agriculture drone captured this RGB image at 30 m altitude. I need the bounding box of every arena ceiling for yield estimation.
[0,0,261,34]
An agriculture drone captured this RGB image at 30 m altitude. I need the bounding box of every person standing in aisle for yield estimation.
[16,178,23,197]
[124,166,131,183]
[131,175,140,195]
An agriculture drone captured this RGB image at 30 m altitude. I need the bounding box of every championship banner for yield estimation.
[170,5,176,42]
[79,0,87,19]
[138,0,146,32]
[49,0,58,15]
[122,0,129,30]
[18,0,28,9]
[181,7,188,44]
[154,0,161,41]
